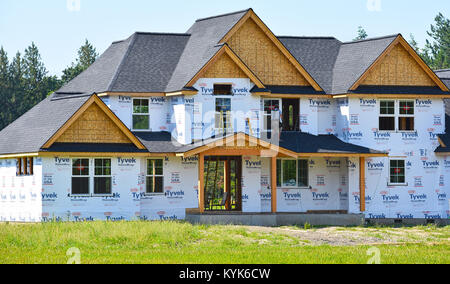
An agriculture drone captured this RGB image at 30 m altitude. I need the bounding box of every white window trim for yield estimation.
[379,99,396,132]
[70,158,91,197]
[378,100,416,133]
[131,98,151,132]
[93,158,113,197]
[277,158,310,189]
[214,97,233,134]
[263,99,281,133]
[145,159,165,196]
[398,100,415,132]
[388,158,408,187]
[70,158,114,197]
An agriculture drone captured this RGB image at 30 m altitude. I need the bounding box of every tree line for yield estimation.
[355,13,450,70]
[0,40,98,130]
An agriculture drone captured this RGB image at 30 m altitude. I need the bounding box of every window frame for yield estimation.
[398,100,415,132]
[263,99,281,134]
[16,157,34,177]
[379,100,396,131]
[93,158,113,196]
[378,100,416,132]
[215,97,232,133]
[388,159,407,186]
[146,159,164,196]
[132,98,150,132]
[71,158,91,196]
[276,158,310,188]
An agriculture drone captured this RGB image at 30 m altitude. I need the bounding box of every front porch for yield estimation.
[179,133,388,216]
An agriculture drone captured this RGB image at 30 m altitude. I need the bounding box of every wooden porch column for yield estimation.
[271,156,277,213]
[359,157,366,212]
[224,159,231,210]
[198,153,205,213]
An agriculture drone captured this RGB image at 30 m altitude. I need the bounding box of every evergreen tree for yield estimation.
[62,39,98,84]
[0,47,10,129]
[423,13,450,69]
[354,26,368,41]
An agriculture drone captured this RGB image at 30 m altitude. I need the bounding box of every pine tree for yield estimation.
[423,13,450,69]
[0,47,10,129]
[62,39,98,84]
[354,26,368,41]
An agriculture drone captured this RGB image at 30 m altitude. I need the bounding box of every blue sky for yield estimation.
[1,0,449,76]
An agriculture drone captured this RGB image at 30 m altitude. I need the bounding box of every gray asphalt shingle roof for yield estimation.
[164,9,249,92]
[331,35,398,95]
[278,132,382,154]
[278,36,342,94]
[0,96,90,155]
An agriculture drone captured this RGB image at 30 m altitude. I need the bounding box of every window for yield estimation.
[215,98,232,132]
[72,159,90,195]
[214,84,232,95]
[398,100,414,131]
[94,159,112,195]
[263,100,280,136]
[146,159,164,194]
[390,160,406,185]
[132,99,150,130]
[379,100,415,131]
[379,100,395,131]
[277,159,309,188]
[298,160,309,187]
[16,157,34,176]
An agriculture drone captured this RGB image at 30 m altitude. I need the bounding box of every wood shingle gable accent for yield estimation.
[186,45,265,88]
[350,35,449,91]
[203,50,247,79]
[41,95,146,150]
[219,10,322,90]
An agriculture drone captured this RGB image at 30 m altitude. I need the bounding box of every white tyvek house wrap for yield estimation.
[0,158,42,222]
[260,157,350,213]
[139,156,198,221]
[340,98,449,219]
[190,78,260,141]
[41,156,199,222]
[102,95,171,133]
[41,157,141,222]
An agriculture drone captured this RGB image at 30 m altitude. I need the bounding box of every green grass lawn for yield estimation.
[0,221,448,264]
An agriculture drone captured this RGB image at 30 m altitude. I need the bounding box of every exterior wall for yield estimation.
[261,157,350,213]
[140,156,198,220]
[0,158,42,222]
[300,97,337,135]
[338,97,449,219]
[102,95,171,133]
[190,78,261,140]
[41,156,141,222]
[40,156,199,222]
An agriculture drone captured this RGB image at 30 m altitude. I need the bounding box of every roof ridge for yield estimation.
[107,33,138,92]
[342,34,400,44]
[277,35,339,40]
[195,8,251,22]
[133,32,191,36]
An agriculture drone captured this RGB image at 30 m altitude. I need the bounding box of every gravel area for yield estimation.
[244,226,450,246]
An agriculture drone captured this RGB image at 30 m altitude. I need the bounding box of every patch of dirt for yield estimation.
[243,226,450,246]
